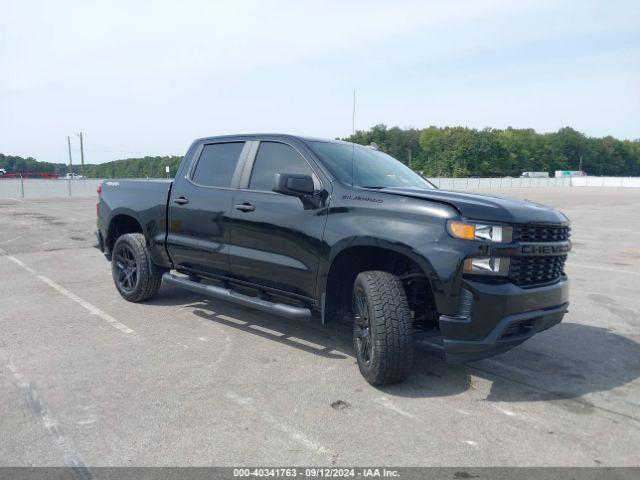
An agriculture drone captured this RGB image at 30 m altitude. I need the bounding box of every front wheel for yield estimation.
[111,233,162,302]
[352,271,414,386]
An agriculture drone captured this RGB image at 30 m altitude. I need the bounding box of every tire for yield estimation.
[111,233,162,302]
[352,270,414,385]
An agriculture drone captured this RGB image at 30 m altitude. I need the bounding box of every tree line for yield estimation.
[0,153,70,175]
[85,156,183,178]
[344,125,640,177]
[0,153,182,178]
[2,125,639,178]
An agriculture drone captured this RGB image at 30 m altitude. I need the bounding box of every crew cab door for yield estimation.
[167,141,248,276]
[229,140,328,300]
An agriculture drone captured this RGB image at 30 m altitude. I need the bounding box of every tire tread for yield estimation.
[354,270,413,385]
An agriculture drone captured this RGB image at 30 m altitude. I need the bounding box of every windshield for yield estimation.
[307,141,435,190]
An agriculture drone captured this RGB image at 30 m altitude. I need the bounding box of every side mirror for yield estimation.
[273,173,315,196]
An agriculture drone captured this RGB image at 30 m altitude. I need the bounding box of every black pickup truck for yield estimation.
[96,134,571,385]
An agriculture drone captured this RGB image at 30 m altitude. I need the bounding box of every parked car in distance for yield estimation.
[96,134,572,385]
[520,171,549,178]
[61,172,85,179]
[0,168,6,176]
[555,170,586,178]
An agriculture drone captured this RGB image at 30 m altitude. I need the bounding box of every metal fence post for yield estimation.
[68,178,71,197]
[20,175,24,198]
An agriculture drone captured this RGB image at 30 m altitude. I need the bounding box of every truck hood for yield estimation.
[381,187,568,225]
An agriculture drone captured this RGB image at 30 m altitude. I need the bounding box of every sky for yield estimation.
[1,0,639,165]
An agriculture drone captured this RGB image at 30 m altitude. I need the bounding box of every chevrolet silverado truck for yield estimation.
[96,134,571,385]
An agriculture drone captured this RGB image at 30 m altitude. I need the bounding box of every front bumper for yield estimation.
[439,277,569,363]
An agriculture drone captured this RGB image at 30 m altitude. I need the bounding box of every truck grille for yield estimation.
[509,254,567,287]
[513,225,571,243]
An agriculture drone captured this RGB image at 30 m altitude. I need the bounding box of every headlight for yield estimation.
[463,257,510,276]
[448,221,511,243]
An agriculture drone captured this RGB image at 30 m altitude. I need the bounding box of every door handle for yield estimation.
[173,196,189,205]
[234,203,255,212]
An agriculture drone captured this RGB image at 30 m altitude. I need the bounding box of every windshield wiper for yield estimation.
[360,185,386,189]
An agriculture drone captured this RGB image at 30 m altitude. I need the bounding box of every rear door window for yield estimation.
[192,142,245,188]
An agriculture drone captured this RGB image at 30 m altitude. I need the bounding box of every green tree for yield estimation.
[3,126,640,179]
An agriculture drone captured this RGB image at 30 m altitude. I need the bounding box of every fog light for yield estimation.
[463,257,509,276]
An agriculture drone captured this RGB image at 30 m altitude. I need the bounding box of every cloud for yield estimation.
[1,0,638,163]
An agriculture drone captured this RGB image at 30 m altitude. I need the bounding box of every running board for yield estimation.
[162,272,312,320]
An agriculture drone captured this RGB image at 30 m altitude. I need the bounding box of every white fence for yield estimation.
[428,176,640,190]
[569,176,640,188]
[0,178,104,199]
[1,176,640,199]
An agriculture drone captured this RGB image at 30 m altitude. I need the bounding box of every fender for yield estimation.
[316,182,466,316]
[316,235,458,314]
[106,206,170,268]
[106,207,145,245]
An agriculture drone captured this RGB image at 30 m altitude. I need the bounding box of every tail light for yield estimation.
[96,184,102,216]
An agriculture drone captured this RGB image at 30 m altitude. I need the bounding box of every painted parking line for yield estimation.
[1,252,135,335]
[3,357,92,480]
[225,391,331,459]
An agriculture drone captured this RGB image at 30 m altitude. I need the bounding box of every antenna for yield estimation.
[352,89,356,135]
[351,89,356,187]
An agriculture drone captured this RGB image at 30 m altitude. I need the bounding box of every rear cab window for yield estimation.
[191,142,245,188]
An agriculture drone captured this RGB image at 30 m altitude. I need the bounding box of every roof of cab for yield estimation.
[193,133,348,145]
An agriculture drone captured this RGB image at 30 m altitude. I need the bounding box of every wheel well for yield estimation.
[324,247,438,327]
[107,215,143,252]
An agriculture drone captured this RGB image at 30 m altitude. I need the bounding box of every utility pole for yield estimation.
[67,136,73,172]
[66,136,73,197]
[407,148,412,169]
[78,132,85,178]
[579,155,583,173]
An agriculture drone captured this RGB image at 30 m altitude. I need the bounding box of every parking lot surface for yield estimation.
[1,188,639,467]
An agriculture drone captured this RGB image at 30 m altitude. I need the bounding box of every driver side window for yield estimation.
[249,142,314,191]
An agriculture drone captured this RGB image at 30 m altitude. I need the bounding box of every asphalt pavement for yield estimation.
[0,188,639,467]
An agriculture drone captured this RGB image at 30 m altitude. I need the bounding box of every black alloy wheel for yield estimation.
[111,233,163,302]
[114,243,138,293]
[353,287,373,366]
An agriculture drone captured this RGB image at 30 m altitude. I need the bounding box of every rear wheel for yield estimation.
[111,233,162,302]
[352,271,414,385]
